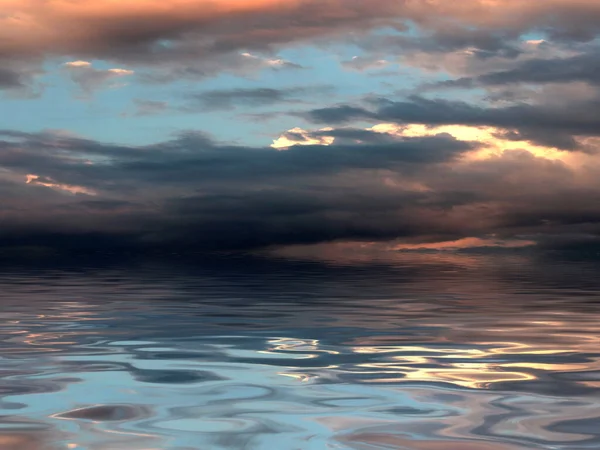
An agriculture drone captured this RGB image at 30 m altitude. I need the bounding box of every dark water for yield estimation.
[1,251,600,450]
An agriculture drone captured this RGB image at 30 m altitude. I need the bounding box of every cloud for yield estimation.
[0,126,471,251]
[138,52,305,84]
[0,128,473,190]
[1,123,600,253]
[272,127,335,149]
[0,68,24,89]
[4,1,600,254]
[129,99,170,116]
[3,0,600,90]
[303,94,600,150]
[341,56,389,72]
[0,58,45,97]
[391,38,572,80]
[412,236,536,250]
[26,174,97,196]
[239,52,304,71]
[431,46,600,90]
[63,61,134,96]
[184,86,328,111]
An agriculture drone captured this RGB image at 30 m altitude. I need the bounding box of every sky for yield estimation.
[2,0,600,254]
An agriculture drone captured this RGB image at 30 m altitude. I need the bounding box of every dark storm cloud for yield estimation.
[0,129,474,191]
[3,126,600,253]
[0,127,479,252]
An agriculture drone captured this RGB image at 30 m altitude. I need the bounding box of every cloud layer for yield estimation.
[1,123,600,253]
[3,0,600,253]
[3,0,600,89]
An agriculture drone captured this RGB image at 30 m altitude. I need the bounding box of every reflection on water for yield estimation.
[0,252,600,449]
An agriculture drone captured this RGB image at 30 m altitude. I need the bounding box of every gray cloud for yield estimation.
[341,56,390,72]
[62,61,134,97]
[352,29,524,61]
[0,59,45,97]
[434,47,600,89]
[0,129,473,191]
[129,99,170,116]
[1,126,600,253]
[303,95,600,150]
[183,86,329,111]
[0,68,23,89]
[0,127,474,251]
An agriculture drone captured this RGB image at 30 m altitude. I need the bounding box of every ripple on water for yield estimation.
[0,255,599,449]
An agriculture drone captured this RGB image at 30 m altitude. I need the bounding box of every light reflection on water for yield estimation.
[0,253,600,449]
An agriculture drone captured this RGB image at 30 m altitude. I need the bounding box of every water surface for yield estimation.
[0,252,599,449]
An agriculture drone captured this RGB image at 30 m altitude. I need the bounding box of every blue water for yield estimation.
[1,252,600,449]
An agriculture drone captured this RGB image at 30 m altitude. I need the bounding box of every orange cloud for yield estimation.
[0,0,393,54]
[26,174,97,196]
[271,127,334,149]
[392,236,535,251]
[0,0,598,91]
[273,123,582,162]
[2,0,598,60]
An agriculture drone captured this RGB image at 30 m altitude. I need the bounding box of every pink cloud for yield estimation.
[2,0,598,72]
